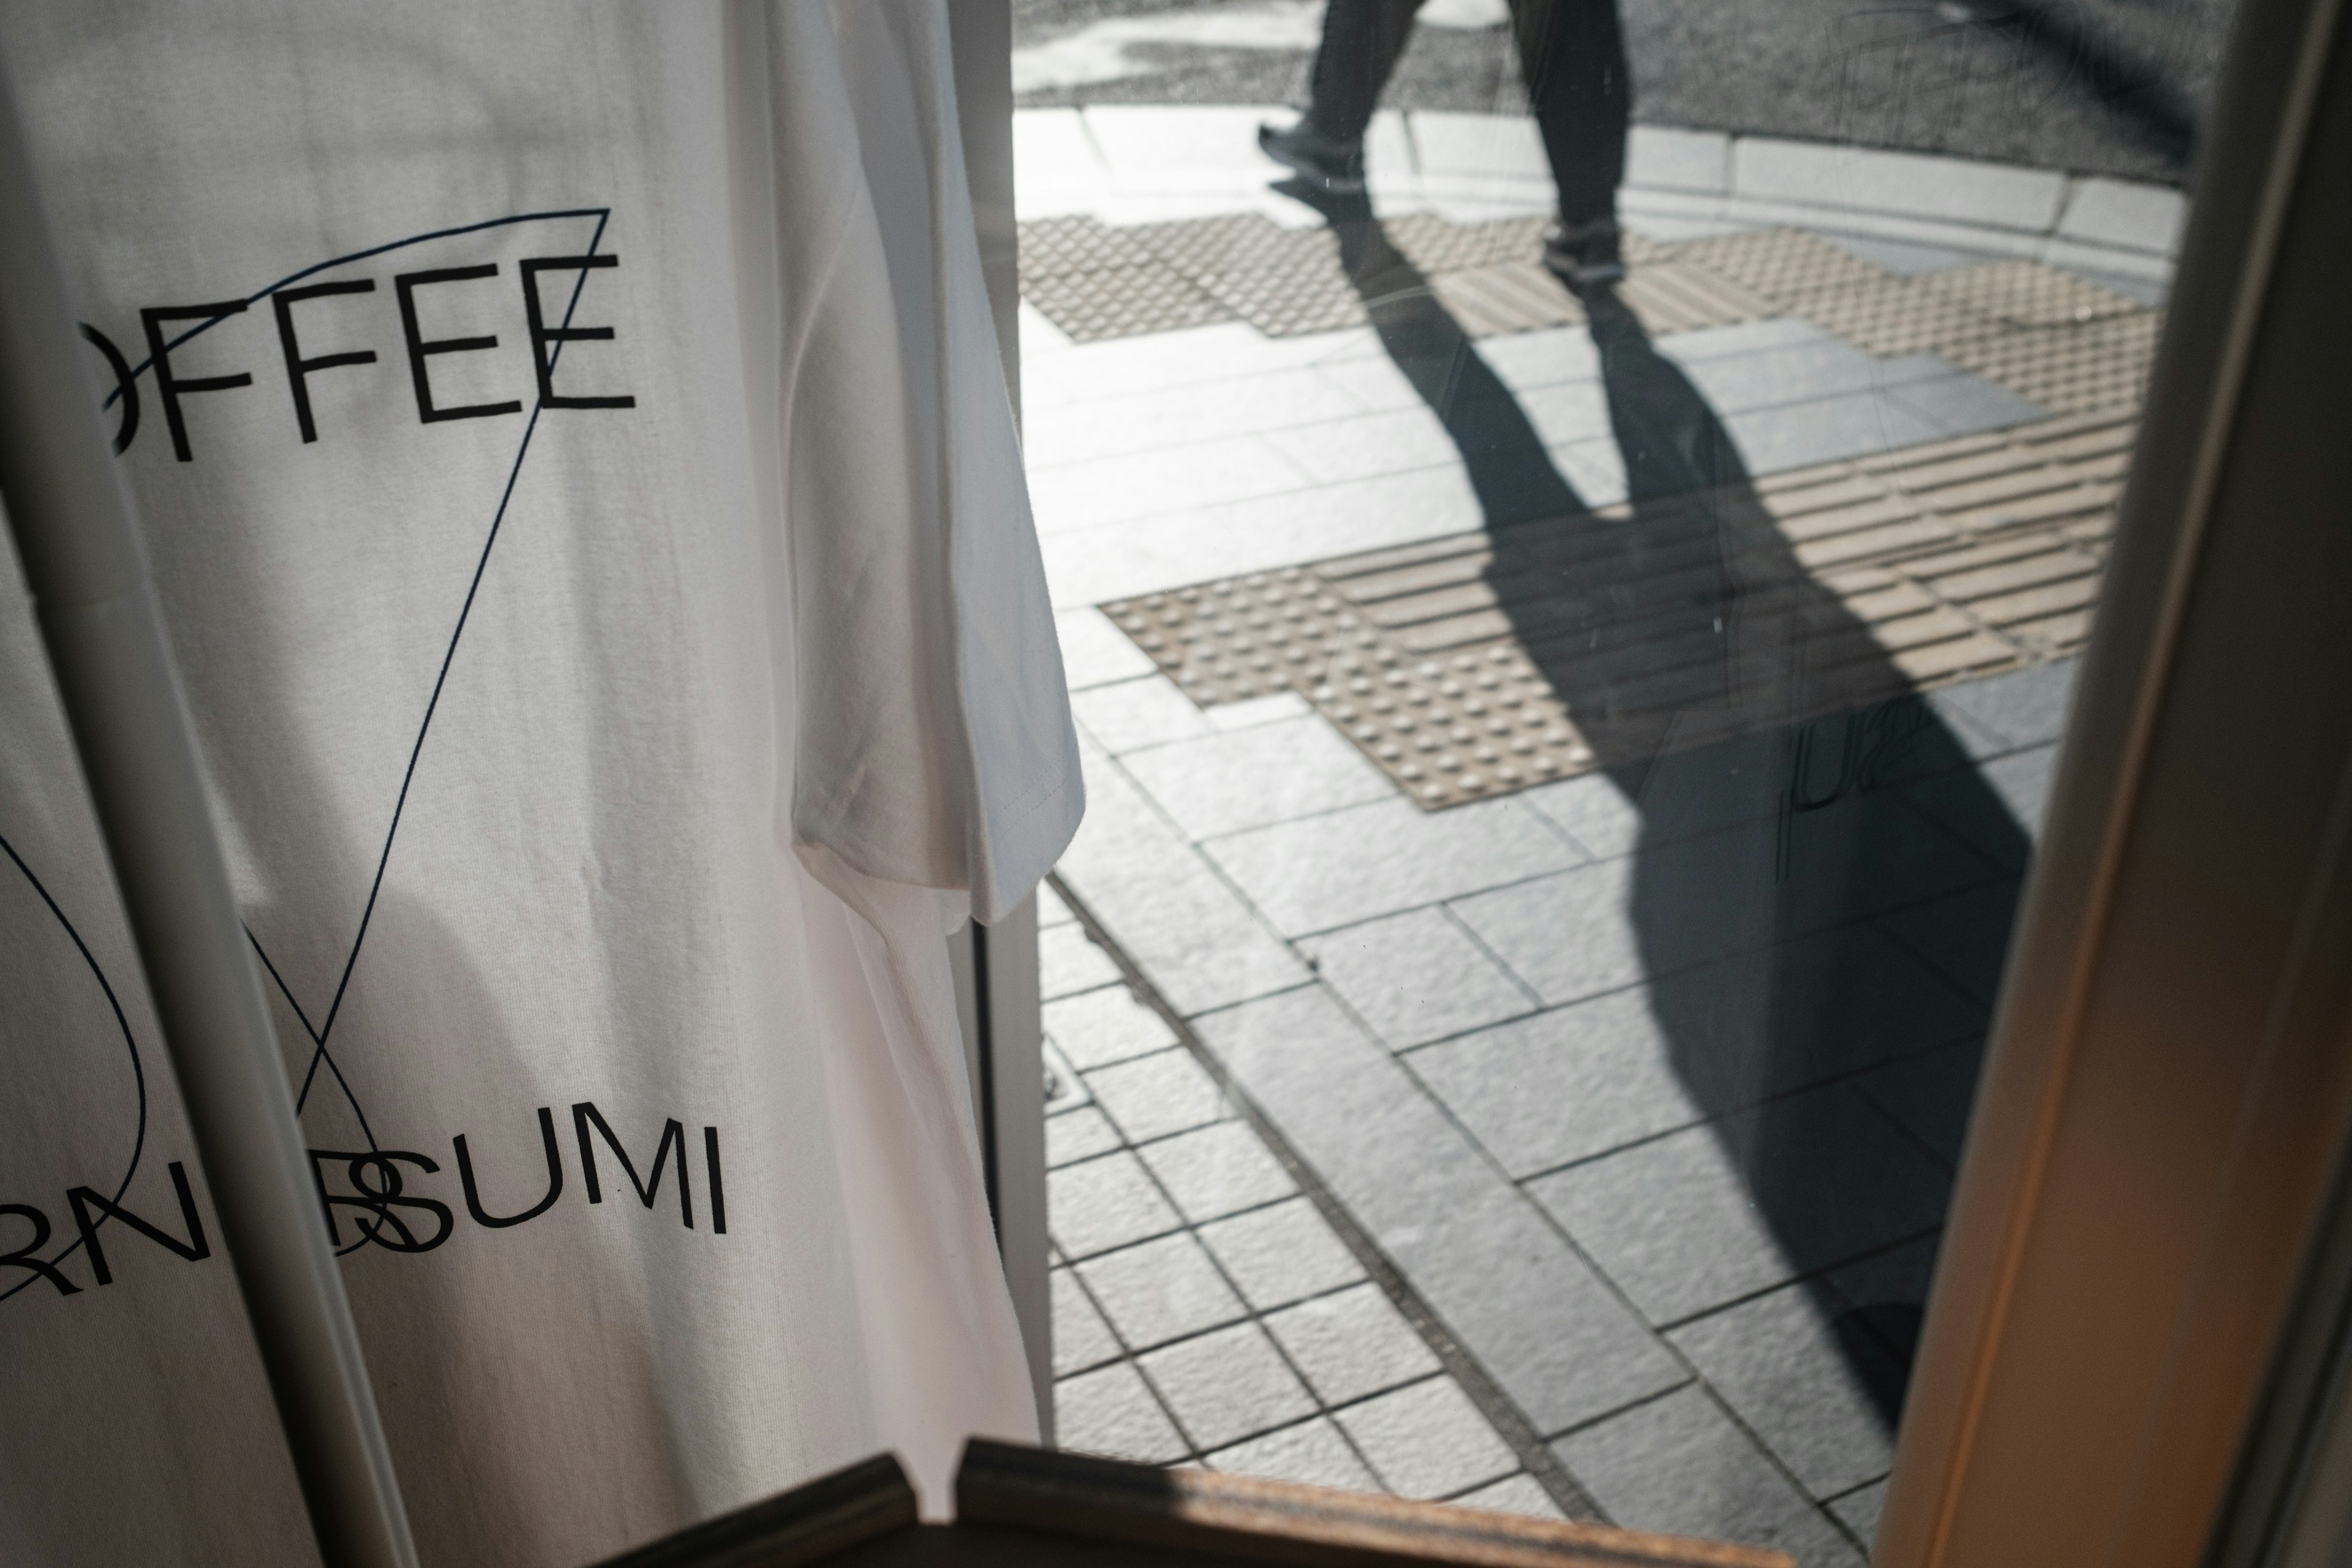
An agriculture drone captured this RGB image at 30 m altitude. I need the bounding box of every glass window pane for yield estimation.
[1017,1,2226,1558]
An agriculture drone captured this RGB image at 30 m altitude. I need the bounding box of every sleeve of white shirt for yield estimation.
[782,0,1082,925]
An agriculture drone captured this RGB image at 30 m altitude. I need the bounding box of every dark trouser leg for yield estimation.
[1305,0,1427,143]
[1512,0,1632,225]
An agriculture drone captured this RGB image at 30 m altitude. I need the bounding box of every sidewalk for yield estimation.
[1021,109,2155,1567]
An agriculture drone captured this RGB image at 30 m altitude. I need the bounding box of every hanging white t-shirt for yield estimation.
[0,4,1081,1564]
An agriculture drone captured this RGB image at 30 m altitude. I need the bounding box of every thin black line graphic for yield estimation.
[247,210,611,1132]
[7,205,620,1283]
[0,830,149,1304]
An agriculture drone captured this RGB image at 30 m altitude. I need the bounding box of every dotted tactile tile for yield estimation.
[1667,227,1890,311]
[1157,221,1371,339]
[1018,216,1162,280]
[1021,214,1776,345]
[1102,570,1368,707]
[1942,309,2162,415]
[1612,261,1779,336]
[1385,214,1550,276]
[1430,262,1584,336]
[1786,273,2002,357]
[1101,411,2135,809]
[1020,262,1231,343]
[1915,258,2143,329]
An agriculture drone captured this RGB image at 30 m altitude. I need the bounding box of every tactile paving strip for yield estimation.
[1020,217,2160,418]
[1022,263,1232,342]
[1941,309,2160,415]
[1102,411,2131,809]
[1020,213,1769,343]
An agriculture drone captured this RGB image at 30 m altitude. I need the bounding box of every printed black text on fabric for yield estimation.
[80,255,635,461]
[0,1104,725,1298]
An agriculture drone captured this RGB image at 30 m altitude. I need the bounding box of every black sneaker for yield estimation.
[1544,217,1627,293]
[1258,119,1367,195]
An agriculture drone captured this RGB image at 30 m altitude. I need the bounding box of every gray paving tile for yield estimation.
[1629,927,1988,1117]
[1198,1197,1366,1311]
[1450,800,1980,1008]
[1669,1284,1902,1498]
[1071,674,1214,755]
[1519,733,1787,862]
[1657,317,1834,362]
[1051,1150,1184,1261]
[1451,1474,1564,1518]
[1057,1362,1189,1464]
[1198,986,1684,1432]
[1047,1105,1124,1169]
[1042,463,1482,608]
[1143,1322,1319,1452]
[1727,391,1945,474]
[1089,1047,1230,1144]
[1208,1417,1382,1493]
[1266,1283,1443,1408]
[1124,717,1398,840]
[1077,1231,1249,1351]
[1027,435,1308,534]
[1923,658,2079,753]
[1828,1478,1888,1551]
[1788,786,2010,914]
[1820,233,1987,276]
[1478,325,1603,392]
[1878,880,2025,1005]
[1044,1036,1094,1113]
[1672,341,1942,416]
[1025,322,1349,406]
[1408,992,1706,1178]
[1888,374,2049,435]
[1025,366,1366,469]
[1312,350,1431,417]
[1057,744,1313,1014]
[1041,921,1125,1001]
[1044,984,1178,1071]
[1337,1378,1519,1499]
[1057,606,1159,690]
[1825,1237,1942,1345]
[1038,879,1077,928]
[1053,1268,1125,1376]
[1139,1120,1296,1223]
[1901,747,2055,872]
[1447,854,1649,1008]
[1518,379,1615,447]
[1528,1086,1953,1324]
[1552,1387,1865,1567]
[1549,438,1630,508]
[1210,691,1314,730]
[1302,908,1535,1049]
[1265,407,1463,487]
[1980,745,2059,840]
[1207,797,1581,937]
[1853,1039,1986,1168]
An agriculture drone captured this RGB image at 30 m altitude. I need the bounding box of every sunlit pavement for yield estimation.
[1026,107,2160,1566]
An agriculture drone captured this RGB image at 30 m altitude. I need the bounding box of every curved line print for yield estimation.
[0,829,148,1304]
[10,206,614,1273]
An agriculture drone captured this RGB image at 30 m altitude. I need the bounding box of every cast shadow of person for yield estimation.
[1299,182,2035,1428]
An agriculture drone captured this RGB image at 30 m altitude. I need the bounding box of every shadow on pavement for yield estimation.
[1300,179,2030,1429]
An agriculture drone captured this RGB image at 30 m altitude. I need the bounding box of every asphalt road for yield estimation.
[1012,0,2231,184]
